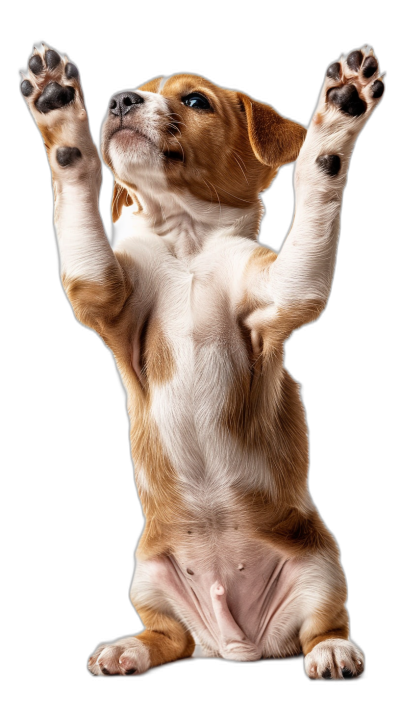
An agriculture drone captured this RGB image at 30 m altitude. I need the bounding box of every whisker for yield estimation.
[233,150,247,172]
[166,122,182,136]
[233,155,249,185]
[199,177,214,214]
[170,135,185,162]
[203,177,222,225]
[213,183,252,203]
[167,112,188,129]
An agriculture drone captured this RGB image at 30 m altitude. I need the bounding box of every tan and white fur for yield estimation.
[21,43,384,679]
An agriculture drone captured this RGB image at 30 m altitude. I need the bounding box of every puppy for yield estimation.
[21,44,384,678]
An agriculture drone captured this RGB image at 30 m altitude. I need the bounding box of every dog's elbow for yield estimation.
[62,263,132,332]
[280,296,327,331]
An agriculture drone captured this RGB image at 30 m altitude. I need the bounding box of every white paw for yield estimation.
[21,43,85,123]
[315,46,384,129]
[305,638,364,679]
[88,636,151,676]
[21,43,99,175]
[298,48,384,184]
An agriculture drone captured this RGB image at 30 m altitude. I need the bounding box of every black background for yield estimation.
[10,11,397,711]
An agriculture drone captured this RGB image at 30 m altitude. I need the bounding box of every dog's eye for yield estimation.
[182,93,212,110]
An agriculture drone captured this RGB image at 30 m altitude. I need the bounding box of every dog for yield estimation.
[21,43,384,679]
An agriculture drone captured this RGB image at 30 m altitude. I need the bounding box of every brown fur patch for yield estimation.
[100,363,185,560]
[133,605,195,666]
[246,244,278,272]
[240,490,339,558]
[157,76,278,209]
[275,301,326,338]
[111,181,134,222]
[221,364,309,502]
[144,319,175,385]
[63,253,183,560]
[62,260,132,331]
[302,625,350,656]
[138,76,163,93]
[239,246,325,350]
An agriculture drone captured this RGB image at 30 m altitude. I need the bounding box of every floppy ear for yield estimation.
[238,93,306,167]
[111,181,134,223]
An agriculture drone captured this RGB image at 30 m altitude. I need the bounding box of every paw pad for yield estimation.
[326,62,341,81]
[21,79,34,97]
[28,54,44,75]
[371,79,384,98]
[324,48,384,119]
[35,81,75,114]
[44,49,61,70]
[327,83,366,116]
[56,146,82,167]
[362,55,378,79]
[20,45,81,115]
[316,154,341,176]
[65,62,79,79]
[346,50,363,72]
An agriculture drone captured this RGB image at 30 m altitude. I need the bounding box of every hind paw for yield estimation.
[305,638,364,680]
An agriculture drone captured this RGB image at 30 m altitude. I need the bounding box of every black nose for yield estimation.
[109,91,144,116]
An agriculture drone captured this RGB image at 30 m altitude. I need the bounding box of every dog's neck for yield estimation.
[119,187,263,259]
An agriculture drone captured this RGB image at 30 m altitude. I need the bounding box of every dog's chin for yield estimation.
[108,129,164,183]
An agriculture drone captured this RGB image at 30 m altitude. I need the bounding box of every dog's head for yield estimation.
[101,74,306,223]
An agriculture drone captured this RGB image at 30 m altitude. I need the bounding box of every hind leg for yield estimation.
[298,553,364,680]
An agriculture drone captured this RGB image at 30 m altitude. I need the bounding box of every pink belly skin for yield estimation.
[132,537,304,660]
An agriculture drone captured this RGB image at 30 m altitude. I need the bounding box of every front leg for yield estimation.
[21,44,131,329]
[244,47,384,339]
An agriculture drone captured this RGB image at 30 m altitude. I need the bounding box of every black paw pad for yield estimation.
[341,667,355,679]
[28,54,44,75]
[45,49,61,70]
[56,147,82,167]
[363,56,378,79]
[322,668,332,679]
[316,154,341,176]
[327,84,367,116]
[65,62,79,79]
[35,82,75,113]
[347,50,363,72]
[21,79,34,97]
[371,79,384,98]
[327,62,341,80]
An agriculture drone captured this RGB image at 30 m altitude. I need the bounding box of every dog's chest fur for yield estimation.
[117,228,278,499]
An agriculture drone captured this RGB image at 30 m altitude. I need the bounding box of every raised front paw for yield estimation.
[88,636,151,676]
[20,43,98,173]
[302,47,385,180]
[21,43,83,118]
[324,47,384,118]
[314,47,385,129]
[305,638,364,680]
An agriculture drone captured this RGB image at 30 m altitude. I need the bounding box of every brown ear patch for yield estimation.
[238,93,306,167]
[138,76,163,93]
[112,182,134,223]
